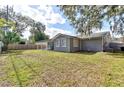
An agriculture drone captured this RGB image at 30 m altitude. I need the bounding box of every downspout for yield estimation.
[80,39,82,51]
[102,36,104,52]
[67,37,71,52]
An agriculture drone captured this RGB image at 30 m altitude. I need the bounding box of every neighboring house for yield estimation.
[109,41,124,51]
[48,32,114,52]
[108,36,124,51]
[35,40,48,49]
[35,40,48,45]
[115,37,124,42]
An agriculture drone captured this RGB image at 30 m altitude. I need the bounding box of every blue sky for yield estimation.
[13,5,77,39]
[47,6,75,34]
[13,5,110,39]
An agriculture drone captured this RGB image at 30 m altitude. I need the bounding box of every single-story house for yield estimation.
[114,36,124,42]
[109,41,124,51]
[48,34,81,52]
[35,40,48,49]
[48,31,116,52]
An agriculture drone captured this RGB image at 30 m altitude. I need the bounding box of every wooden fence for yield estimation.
[8,44,47,50]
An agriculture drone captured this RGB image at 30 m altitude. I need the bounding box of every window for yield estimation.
[61,38,66,47]
[55,39,60,47]
[73,38,79,47]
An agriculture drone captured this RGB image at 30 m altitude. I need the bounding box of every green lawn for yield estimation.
[0,50,124,87]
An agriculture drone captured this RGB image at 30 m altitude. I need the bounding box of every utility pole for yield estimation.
[6,5,9,22]
[4,5,9,35]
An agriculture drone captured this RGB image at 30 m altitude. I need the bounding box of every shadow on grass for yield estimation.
[0,50,25,57]
[52,50,97,55]
[19,57,40,76]
[107,51,124,58]
[73,51,97,55]
[10,55,40,87]
[10,56,22,87]
[7,50,25,55]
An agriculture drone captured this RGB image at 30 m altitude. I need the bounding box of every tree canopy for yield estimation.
[0,5,48,46]
[58,5,124,36]
[29,25,49,43]
[0,5,46,36]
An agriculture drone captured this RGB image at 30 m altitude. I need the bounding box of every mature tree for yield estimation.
[0,5,47,46]
[58,5,124,36]
[29,24,48,43]
[29,32,49,43]
[33,31,49,41]
[0,5,45,36]
[30,21,46,34]
[0,18,16,42]
[12,14,35,35]
[0,16,19,45]
[0,30,20,50]
[4,31,20,44]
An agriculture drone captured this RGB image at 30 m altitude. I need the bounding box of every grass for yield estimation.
[0,50,124,87]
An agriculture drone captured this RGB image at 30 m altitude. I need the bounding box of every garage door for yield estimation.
[82,39,103,51]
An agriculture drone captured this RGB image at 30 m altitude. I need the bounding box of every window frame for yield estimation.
[61,38,66,47]
[73,38,79,47]
[55,39,60,47]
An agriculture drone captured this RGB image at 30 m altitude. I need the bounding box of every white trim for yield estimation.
[61,38,66,47]
[55,39,60,47]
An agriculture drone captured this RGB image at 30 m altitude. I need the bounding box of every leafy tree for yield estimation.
[29,20,48,43]
[30,21,46,33]
[0,5,45,36]
[34,31,49,41]
[0,30,20,44]
[29,26,49,43]
[0,18,11,42]
[0,30,20,50]
[58,5,124,36]
[4,31,20,44]
[0,5,47,47]
[0,17,20,51]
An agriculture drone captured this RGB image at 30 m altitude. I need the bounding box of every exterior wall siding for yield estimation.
[102,33,112,51]
[53,36,71,52]
[53,36,104,52]
[67,37,71,52]
[81,38,103,52]
[80,39,84,51]
[70,38,80,52]
[51,33,112,52]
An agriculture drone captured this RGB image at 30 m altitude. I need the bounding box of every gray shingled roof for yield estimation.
[81,31,110,39]
[50,31,110,41]
[51,33,78,41]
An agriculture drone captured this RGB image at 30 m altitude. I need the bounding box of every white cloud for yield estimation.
[0,5,73,39]
[22,27,31,40]
[13,5,65,26]
[12,5,68,39]
[22,27,72,39]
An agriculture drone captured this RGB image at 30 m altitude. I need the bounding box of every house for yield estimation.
[115,37,124,42]
[35,40,48,49]
[48,33,80,52]
[35,40,48,46]
[109,41,124,51]
[48,31,114,52]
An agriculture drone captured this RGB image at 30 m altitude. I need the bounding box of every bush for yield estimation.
[2,45,8,51]
[19,41,25,44]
